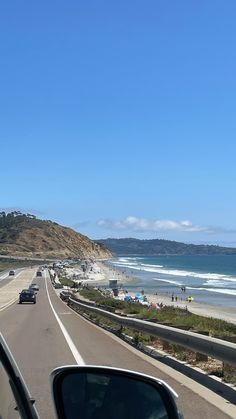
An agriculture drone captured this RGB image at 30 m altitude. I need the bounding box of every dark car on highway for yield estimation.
[19,289,36,304]
[9,270,15,276]
[36,271,42,277]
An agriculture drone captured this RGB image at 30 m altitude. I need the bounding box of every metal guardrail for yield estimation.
[68,296,236,367]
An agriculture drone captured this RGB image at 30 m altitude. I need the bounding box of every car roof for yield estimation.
[21,289,34,293]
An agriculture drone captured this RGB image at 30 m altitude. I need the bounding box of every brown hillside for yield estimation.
[0,212,112,259]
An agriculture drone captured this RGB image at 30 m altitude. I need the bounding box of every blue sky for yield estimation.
[1,1,236,244]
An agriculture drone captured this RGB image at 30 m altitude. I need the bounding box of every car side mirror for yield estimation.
[51,366,180,419]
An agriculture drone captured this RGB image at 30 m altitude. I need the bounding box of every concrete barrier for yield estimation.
[68,297,236,367]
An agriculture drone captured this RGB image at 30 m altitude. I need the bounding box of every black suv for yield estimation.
[19,289,36,304]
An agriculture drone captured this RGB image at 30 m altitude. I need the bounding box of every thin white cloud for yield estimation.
[97,216,215,233]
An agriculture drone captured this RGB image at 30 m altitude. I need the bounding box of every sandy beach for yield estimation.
[136,292,236,325]
[97,261,236,325]
[62,260,236,325]
[96,261,139,285]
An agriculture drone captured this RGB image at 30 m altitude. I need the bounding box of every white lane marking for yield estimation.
[0,270,21,281]
[0,273,9,281]
[0,269,31,312]
[0,297,18,312]
[44,273,85,365]
[14,271,22,279]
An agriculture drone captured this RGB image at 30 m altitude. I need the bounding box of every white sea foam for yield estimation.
[139,266,234,280]
[114,259,164,268]
[207,288,236,296]
[111,259,236,294]
[140,263,164,268]
[118,257,143,262]
[114,260,236,282]
[153,281,236,296]
[127,257,143,260]
[153,278,183,286]
[187,286,236,296]
[203,280,227,287]
[134,266,165,273]
[112,261,137,267]
[151,269,232,280]
[220,277,236,283]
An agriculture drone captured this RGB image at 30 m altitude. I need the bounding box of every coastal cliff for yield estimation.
[0,212,112,259]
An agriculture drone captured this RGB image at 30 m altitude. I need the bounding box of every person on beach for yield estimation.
[175,295,178,302]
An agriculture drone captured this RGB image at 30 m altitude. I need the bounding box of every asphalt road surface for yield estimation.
[0,269,235,419]
[0,268,23,289]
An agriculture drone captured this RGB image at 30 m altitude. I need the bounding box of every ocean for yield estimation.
[108,255,236,309]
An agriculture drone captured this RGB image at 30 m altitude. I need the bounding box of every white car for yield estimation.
[29,283,39,291]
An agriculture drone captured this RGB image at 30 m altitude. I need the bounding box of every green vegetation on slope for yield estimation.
[0,211,57,245]
[0,211,112,259]
[59,277,75,287]
[78,288,236,337]
[97,237,236,255]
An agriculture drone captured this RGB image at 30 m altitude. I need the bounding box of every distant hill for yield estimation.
[0,212,112,259]
[97,237,236,256]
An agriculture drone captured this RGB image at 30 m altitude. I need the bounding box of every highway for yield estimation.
[0,268,235,419]
[0,268,23,289]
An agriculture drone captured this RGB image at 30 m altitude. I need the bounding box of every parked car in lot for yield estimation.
[9,270,15,276]
[29,283,39,291]
[19,289,36,304]
[36,270,42,277]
